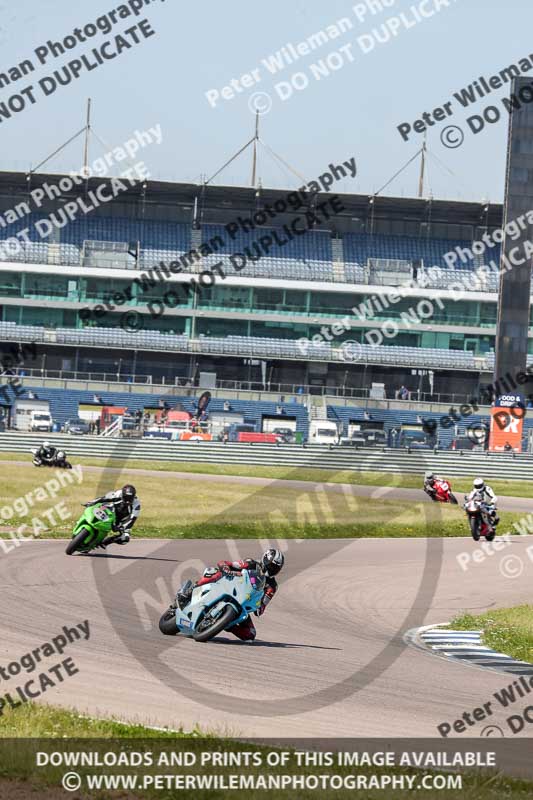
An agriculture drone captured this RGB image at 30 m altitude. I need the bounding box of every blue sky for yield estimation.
[0,0,530,202]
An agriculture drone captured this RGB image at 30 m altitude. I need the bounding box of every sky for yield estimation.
[0,0,530,203]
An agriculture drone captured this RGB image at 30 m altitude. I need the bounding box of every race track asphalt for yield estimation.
[2,534,533,742]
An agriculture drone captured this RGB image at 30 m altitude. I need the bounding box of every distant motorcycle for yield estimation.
[159,568,266,642]
[464,492,496,542]
[31,448,72,469]
[431,478,458,505]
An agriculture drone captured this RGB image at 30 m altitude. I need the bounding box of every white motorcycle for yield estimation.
[159,568,266,642]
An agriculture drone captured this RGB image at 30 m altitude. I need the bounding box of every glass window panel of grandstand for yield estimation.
[24,274,70,300]
[198,285,250,310]
[0,271,21,297]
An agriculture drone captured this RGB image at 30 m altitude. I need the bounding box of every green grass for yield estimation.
[449,605,533,663]
[0,702,200,738]
[3,450,533,498]
[1,705,532,799]
[0,459,529,539]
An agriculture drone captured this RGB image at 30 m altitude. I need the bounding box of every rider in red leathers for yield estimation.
[177,549,284,641]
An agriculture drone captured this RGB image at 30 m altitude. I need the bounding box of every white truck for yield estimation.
[12,399,53,432]
[308,419,339,445]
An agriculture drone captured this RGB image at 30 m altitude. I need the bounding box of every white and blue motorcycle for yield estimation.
[159,568,266,642]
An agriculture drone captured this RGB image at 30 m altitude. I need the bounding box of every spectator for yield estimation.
[95,417,101,435]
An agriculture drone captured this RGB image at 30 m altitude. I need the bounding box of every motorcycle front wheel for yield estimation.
[193,605,239,643]
[159,607,179,636]
[449,493,458,505]
[469,516,481,541]
[65,527,93,555]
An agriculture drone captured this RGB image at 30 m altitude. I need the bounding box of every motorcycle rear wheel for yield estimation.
[159,607,179,636]
[65,527,93,555]
[193,605,239,643]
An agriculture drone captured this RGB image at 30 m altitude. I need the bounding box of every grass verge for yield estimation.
[449,605,533,663]
[1,451,533,499]
[0,460,528,539]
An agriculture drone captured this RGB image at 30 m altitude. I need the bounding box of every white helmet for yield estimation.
[424,471,434,481]
[43,440,50,448]
[473,477,485,491]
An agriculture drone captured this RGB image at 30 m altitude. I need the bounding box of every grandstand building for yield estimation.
[0,170,512,403]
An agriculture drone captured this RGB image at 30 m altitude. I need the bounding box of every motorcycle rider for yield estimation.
[83,484,140,546]
[466,477,499,525]
[35,440,58,465]
[423,471,444,500]
[176,549,285,641]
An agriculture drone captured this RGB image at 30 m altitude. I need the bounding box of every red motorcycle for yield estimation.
[431,478,458,505]
[463,493,496,541]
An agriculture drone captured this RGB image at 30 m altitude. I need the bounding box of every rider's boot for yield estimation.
[101,531,130,547]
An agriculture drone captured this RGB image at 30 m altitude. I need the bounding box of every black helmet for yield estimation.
[122,484,136,500]
[261,548,284,576]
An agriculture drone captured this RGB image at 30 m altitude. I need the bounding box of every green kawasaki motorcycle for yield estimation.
[65,503,116,555]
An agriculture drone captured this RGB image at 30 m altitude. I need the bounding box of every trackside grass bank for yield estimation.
[2,451,533,499]
[449,605,533,664]
[0,705,532,800]
[0,461,528,539]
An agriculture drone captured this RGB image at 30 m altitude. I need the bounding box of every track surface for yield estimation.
[2,536,533,740]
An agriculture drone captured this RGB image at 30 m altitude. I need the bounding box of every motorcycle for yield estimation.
[431,478,458,505]
[463,492,496,541]
[65,503,116,555]
[31,448,72,469]
[159,568,266,643]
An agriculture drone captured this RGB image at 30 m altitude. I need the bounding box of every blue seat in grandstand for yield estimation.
[342,232,501,272]
[201,224,334,280]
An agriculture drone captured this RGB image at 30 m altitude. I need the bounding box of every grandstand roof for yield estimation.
[0,171,504,232]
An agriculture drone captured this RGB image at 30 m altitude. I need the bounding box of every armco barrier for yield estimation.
[4,432,533,480]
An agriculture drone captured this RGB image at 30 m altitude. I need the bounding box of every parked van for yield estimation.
[12,399,52,432]
[308,420,339,445]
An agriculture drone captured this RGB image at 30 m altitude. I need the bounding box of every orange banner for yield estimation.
[489,406,524,452]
